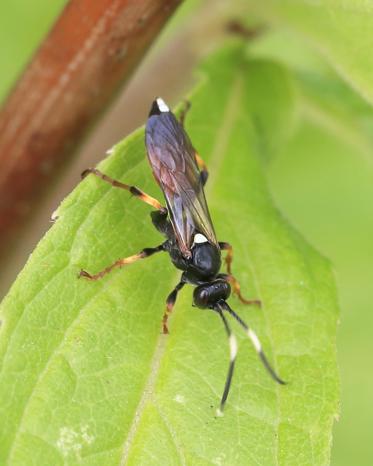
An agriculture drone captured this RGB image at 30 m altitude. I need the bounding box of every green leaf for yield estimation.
[0,43,339,465]
[249,27,373,164]
[240,58,297,163]
[249,0,373,106]
[260,39,373,465]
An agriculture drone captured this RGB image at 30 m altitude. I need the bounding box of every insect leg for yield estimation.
[221,301,286,385]
[82,168,166,212]
[175,100,209,186]
[218,242,261,306]
[79,244,165,281]
[162,280,186,334]
[215,303,238,415]
[178,99,191,126]
[195,153,209,186]
[226,274,261,306]
[219,242,233,275]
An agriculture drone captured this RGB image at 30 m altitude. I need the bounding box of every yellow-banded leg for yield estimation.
[195,153,208,186]
[219,242,261,307]
[226,275,261,307]
[162,280,185,334]
[79,245,165,281]
[82,168,166,213]
[219,241,233,275]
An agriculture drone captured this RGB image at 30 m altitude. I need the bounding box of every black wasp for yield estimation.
[80,98,285,413]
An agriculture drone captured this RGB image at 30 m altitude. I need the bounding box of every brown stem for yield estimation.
[0,0,180,246]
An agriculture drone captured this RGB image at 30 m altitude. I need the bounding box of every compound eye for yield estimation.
[193,286,210,309]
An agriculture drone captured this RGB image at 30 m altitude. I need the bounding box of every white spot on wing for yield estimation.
[156,97,169,112]
[194,233,208,244]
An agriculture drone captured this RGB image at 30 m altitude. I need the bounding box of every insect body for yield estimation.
[80,98,285,412]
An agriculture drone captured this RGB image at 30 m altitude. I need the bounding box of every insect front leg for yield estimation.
[219,241,234,275]
[218,240,261,306]
[79,243,166,281]
[162,279,186,334]
[224,274,261,307]
[82,168,166,212]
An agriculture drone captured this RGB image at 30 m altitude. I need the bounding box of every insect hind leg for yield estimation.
[82,168,166,212]
[178,99,191,127]
[195,153,209,186]
[176,100,208,186]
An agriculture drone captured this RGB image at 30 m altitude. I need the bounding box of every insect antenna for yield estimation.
[220,301,286,386]
[216,303,238,416]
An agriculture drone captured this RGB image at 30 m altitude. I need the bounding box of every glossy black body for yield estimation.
[143,101,285,411]
[146,101,229,308]
[81,98,284,412]
[150,208,229,303]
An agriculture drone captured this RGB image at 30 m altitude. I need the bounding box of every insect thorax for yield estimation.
[164,236,221,283]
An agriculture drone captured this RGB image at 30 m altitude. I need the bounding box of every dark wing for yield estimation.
[145,99,217,258]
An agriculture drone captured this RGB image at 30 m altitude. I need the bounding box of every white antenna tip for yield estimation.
[216,408,224,417]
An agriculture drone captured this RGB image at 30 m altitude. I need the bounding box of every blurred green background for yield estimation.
[1,1,372,465]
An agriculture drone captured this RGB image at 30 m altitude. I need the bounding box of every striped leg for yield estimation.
[82,168,166,212]
[226,275,261,307]
[162,280,185,334]
[79,244,164,281]
[219,241,233,275]
[216,304,238,415]
[195,153,208,186]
